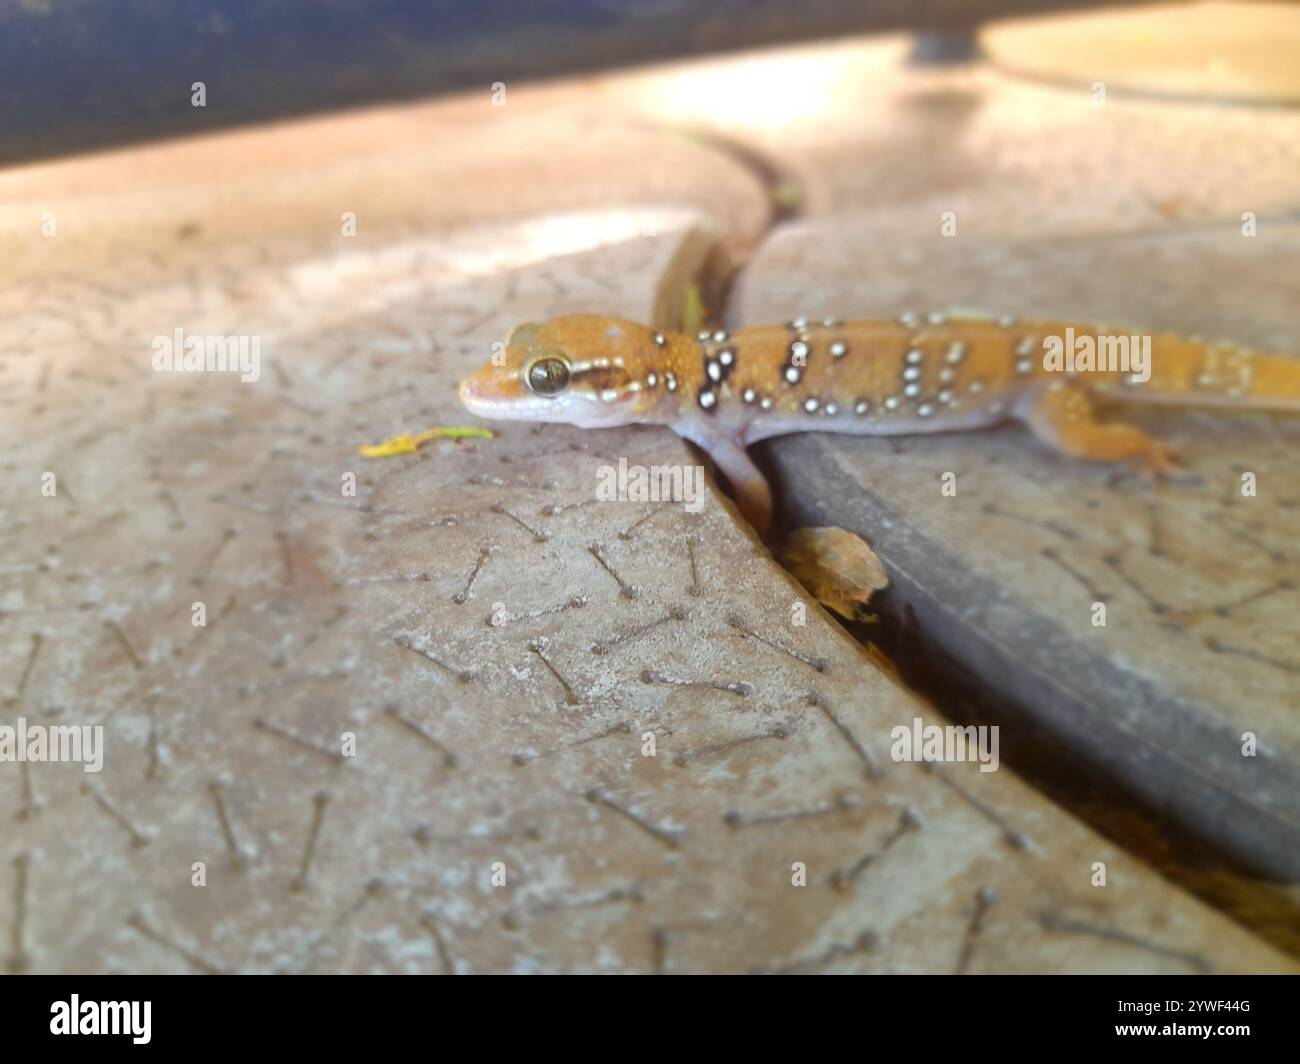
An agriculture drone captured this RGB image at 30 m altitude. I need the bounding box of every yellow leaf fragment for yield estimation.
[681,283,705,337]
[359,426,493,457]
[359,434,419,457]
[780,526,889,621]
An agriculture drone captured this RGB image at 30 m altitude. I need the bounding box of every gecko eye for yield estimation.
[525,355,571,396]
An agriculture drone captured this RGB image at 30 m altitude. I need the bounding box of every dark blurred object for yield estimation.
[2,0,1169,165]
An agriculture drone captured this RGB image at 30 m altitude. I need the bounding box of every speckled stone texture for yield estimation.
[1,35,1295,973]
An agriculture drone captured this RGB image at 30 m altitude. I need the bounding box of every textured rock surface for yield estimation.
[2,33,1295,973]
[731,184,1300,884]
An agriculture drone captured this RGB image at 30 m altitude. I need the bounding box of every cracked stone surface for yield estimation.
[1,41,1295,973]
[735,214,1300,881]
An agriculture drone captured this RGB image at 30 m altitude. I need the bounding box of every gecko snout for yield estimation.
[459,376,482,403]
[459,373,499,417]
[459,366,540,420]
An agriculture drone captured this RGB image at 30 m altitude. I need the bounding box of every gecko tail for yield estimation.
[1238,352,1300,411]
[1090,332,1300,412]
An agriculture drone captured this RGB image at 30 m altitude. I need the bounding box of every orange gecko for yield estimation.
[459,313,1300,533]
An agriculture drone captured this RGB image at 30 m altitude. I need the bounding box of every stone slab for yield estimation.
[734,215,1300,879]
[0,88,1294,972]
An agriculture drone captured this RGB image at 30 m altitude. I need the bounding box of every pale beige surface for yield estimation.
[580,21,1300,229]
[985,2,1300,104]
[0,98,773,281]
[2,29,1296,974]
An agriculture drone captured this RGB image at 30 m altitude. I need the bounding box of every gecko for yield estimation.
[459,312,1300,533]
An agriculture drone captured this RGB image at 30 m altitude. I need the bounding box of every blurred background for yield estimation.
[4,0,1242,165]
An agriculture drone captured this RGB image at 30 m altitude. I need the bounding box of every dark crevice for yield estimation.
[758,437,1300,956]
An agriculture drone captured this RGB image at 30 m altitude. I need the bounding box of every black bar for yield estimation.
[0,974,1289,1050]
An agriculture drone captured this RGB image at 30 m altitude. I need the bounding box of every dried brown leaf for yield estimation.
[780,526,888,621]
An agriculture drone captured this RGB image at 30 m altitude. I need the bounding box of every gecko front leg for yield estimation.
[673,421,773,535]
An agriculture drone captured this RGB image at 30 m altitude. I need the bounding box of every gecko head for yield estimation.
[459,315,661,427]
